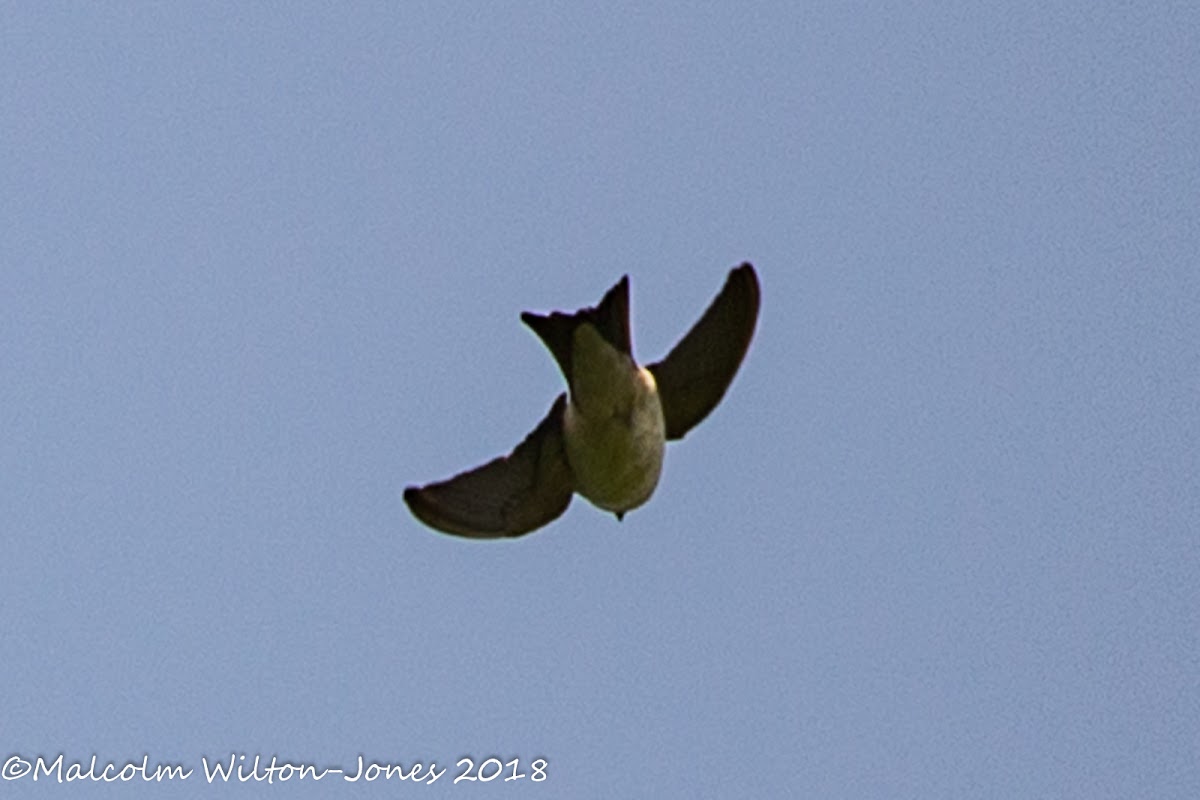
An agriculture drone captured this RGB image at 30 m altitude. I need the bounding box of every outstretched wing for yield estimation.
[404,394,574,538]
[648,263,760,441]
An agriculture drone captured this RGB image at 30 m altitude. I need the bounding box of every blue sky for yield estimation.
[3,3,1197,797]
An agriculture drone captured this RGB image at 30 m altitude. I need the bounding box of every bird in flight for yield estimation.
[404,263,760,538]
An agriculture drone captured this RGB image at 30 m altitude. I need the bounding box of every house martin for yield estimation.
[404,263,760,538]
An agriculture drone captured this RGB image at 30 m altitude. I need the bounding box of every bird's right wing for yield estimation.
[648,263,760,441]
[404,394,574,538]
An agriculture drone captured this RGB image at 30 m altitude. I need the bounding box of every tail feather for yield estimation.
[521,275,632,391]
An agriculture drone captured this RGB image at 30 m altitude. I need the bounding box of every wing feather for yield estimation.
[648,264,760,441]
[404,394,574,538]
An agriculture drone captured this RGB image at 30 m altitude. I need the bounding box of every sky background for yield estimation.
[3,3,1198,798]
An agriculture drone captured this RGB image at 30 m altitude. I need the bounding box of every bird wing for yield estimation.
[404,394,574,538]
[648,263,760,441]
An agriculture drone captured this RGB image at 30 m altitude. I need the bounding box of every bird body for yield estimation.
[404,263,760,538]
[561,324,666,514]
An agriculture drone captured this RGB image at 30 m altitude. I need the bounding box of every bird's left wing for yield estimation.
[404,394,574,538]
[648,263,760,441]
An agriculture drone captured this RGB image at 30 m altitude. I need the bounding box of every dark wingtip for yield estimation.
[732,261,760,291]
[403,485,430,521]
[615,510,625,522]
[402,485,430,528]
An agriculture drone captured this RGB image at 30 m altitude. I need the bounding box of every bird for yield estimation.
[404,262,760,538]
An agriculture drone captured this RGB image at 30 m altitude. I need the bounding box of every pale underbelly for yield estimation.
[564,401,665,513]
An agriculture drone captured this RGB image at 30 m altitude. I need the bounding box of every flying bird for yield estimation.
[404,263,760,538]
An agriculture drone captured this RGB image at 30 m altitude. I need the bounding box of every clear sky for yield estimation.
[3,3,1197,798]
